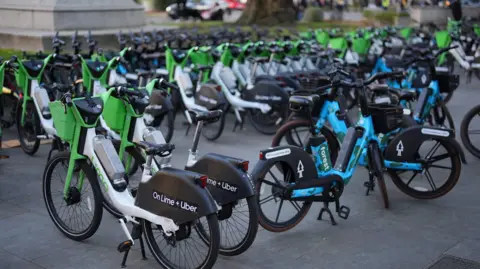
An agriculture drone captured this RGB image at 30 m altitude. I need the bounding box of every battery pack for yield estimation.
[93,136,125,180]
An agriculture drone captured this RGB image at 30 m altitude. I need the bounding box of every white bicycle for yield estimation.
[42,88,220,269]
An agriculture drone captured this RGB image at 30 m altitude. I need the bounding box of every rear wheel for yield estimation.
[255,162,312,232]
[196,197,258,256]
[248,102,289,135]
[271,119,339,164]
[16,100,41,155]
[149,110,175,143]
[143,214,220,269]
[201,107,227,141]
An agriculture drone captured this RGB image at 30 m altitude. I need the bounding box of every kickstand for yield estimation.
[120,249,130,268]
[232,113,245,132]
[364,172,375,196]
[318,202,337,226]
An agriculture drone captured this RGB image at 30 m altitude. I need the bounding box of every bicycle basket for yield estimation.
[410,66,432,88]
[436,73,459,93]
[49,101,76,142]
[368,103,404,134]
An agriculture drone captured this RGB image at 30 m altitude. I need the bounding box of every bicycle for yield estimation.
[254,71,465,232]
[101,79,259,257]
[43,87,221,269]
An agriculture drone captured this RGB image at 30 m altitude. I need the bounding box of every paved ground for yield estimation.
[1,74,480,269]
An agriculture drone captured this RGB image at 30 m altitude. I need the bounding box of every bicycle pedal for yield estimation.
[338,206,350,220]
[117,240,133,253]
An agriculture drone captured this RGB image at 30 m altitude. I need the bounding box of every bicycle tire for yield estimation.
[16,100,41,155]
[142,214,220,269]
[255,162,312,232]
[248,102,290,135]
[196,196,259,256]
[43,151,103,241]
[460,104,480,159]
[271,119,340,164]
[201,108,227,141]
[388,138,461,199]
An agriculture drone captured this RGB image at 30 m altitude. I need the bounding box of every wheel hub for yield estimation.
[65,187,81,206]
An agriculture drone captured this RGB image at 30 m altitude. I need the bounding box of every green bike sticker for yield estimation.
[91,156,109,191]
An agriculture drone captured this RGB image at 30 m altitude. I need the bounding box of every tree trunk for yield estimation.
[237,0,297,25]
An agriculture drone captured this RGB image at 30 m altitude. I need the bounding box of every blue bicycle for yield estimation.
[257,71,465,232]
[369,46,460,130]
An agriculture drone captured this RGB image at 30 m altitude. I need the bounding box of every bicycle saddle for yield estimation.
[188,109,222,123]
[134,141,175,156]
[135,69,152,77]
[289,95,320,111]
[43,83,72,93]
[195,65,213,72]
[251,57,269,64]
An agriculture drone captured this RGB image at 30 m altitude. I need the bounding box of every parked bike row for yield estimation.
[0,21,478,269]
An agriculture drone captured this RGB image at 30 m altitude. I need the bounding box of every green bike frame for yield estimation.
[15,55,54,126]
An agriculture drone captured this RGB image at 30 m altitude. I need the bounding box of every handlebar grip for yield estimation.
[65,96,73,107]
[315,84,332,91]
[158,78,179,90]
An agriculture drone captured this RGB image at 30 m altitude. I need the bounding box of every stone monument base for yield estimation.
[0,25,176,53]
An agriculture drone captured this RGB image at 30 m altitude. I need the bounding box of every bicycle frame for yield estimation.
[57,91,180,233]
[371,58,442,124]
[15,56,58,137]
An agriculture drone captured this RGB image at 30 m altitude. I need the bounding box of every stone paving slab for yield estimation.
[0,75,480,269]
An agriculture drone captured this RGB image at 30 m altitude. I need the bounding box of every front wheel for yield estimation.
[460,104,480,158]
[388,138,461,199]
[143,214,220,269]
[248,102,289,135]
[16,100,41,155]
[43,151,103,241]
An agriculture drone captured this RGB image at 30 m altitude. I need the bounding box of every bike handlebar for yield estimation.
[315,71,406,92]
[156,78,179,90]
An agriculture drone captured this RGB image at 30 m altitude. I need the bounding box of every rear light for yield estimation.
[216,85,222,92]
[196,176,208,188]
[239,161,249,172]
[259,152,264,160]
[275,76,284,81]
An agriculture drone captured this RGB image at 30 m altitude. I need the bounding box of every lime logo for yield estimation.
[91,157,109,191]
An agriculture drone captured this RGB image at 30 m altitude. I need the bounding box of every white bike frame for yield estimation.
[173,65,209,124]
[211,62,271,123]
[82,126,179,235]
[29,80,57,138]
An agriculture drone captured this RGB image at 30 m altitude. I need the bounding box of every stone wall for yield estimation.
[0,0,145,31]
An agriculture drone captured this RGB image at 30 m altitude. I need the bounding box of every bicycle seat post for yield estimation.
[187,120,204,166]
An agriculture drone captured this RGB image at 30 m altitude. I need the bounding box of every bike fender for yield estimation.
[186,153,255,205]
[135,167,217,224]
[367,142,385,177]
[244,81,289,105]
[384,125,466,164]
[251,146,318,184]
